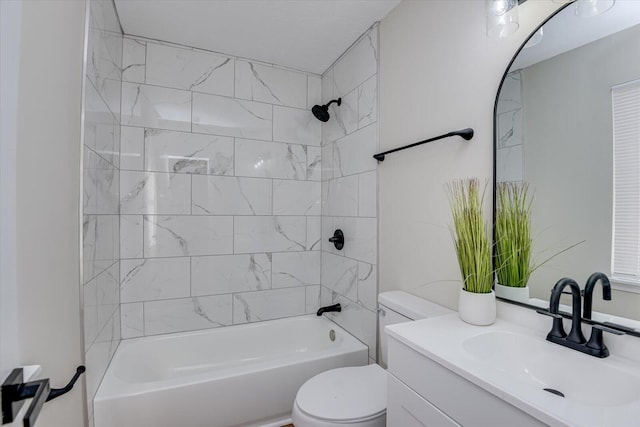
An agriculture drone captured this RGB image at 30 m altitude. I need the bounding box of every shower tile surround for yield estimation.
[81,4,380,414]
[119,35,324,338]
[320,26,379,362]
[82,0,122,422]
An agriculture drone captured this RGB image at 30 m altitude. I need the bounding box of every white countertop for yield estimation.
[386,313,640,427]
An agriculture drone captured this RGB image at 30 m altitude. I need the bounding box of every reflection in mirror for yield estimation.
[494,1,640,322]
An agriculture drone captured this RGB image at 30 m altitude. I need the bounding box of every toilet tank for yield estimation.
[378,291,452,366]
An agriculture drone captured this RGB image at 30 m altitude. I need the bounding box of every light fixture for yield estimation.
[574,0,615,17]
[486,0,520,39]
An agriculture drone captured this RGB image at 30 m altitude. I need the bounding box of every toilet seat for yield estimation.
[294,365,387,423]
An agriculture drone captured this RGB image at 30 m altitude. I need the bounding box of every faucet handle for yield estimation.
[536,309,563,319]
[592,324,624,336]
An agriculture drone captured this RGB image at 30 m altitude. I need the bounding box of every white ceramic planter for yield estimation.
[458,289,496,326]
[494,283,530,304]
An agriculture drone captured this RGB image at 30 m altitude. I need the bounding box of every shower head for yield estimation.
[311,98,341,122]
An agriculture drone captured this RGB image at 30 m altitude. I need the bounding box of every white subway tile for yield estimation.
[146,42,234,96]
[144,295,232,335]
[234,216,306,253]
[306,216,321,251]
[272,251,321,288]
[120,171,191,215]
[120,126,144,171]
[307,146,321,181]
[321,68,334,105]
[192,176,272,215]
[320,288,376,359]
[321,143,334,181]
[321,252,358,301]
[235,138,306,180]
[121,302,143,338]
[358,262,377,312]
[121,82,191,131]
[334,123,378,177]
[145,129,234,175]
[122,38,146,84]
[143,215,233,257]
[232,287,305,324]
[307,75,322,110]
[333,29,377,96]
[235,61,307,108]
[323,88,358,144]
[192,93,272,140]
[344,217,377,265]
[273,106,321,146]
[358,171,377,218]
[120,215,143,259]
[191,254,271,296]
[273,180,320,215]
[325,175,358,217]
[305,285,321,314]
[120,257,190,303]
[358,75,377,129]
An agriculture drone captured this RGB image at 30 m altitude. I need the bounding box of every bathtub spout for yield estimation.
[317,303,341,316]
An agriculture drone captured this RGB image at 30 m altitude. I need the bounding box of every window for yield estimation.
[611,79,640,288]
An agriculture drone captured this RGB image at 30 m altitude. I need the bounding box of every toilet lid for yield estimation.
[295,364,387,422]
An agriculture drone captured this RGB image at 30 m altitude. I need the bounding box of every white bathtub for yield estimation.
[94,315,368,427]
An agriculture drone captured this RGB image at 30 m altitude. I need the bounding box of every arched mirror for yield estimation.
[493,1,640,323]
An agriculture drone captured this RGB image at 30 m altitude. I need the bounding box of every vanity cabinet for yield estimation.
[386,335,546,427]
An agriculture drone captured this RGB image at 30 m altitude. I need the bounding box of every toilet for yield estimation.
[292,291,453,427]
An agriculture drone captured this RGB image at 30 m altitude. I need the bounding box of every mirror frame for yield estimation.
[491,2,640,337]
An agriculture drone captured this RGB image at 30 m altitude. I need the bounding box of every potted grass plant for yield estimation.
[495,182,533,303]
[448,178,496,326]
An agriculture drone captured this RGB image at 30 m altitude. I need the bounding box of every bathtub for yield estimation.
[94,315,368,427]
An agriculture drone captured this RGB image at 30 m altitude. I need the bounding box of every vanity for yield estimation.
[385,303,640,427]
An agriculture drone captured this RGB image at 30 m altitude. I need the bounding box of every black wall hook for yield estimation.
[2,366,85,426]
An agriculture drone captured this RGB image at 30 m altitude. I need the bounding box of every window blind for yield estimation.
[612,79,640,284]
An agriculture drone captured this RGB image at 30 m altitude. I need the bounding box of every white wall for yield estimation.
[378,0,560,308]
[15,1,87,426]
[0,0,22,385]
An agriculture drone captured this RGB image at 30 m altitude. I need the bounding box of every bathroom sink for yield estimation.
[386,314,640,427]
[462,331,640,407]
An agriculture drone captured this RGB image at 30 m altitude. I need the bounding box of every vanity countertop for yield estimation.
[386,313,640,427]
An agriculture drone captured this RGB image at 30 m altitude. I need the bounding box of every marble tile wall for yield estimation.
[82,0,122,422]
[119,35,323,338]
[496,70,524,183]
[319,25,379,363]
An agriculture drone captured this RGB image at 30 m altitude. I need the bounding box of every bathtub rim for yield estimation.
[94,314,369,401]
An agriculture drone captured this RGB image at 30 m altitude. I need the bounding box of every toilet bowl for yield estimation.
[292,291,452,426]
[292,365,386,427]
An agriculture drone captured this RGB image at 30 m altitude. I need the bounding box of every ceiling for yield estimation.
[114,0,401,74]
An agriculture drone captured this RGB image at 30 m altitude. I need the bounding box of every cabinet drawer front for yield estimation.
[387,374,461,427]
[387,337,546,427]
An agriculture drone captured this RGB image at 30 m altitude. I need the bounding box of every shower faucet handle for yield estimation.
[328,229,344,250]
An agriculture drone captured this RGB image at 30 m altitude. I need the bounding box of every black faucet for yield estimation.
[547,278,586,344]
[539,276,621,358]
[317,303,341,316]
[583,272,611,319]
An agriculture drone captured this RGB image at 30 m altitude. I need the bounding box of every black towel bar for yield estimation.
[373,128,474,162]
